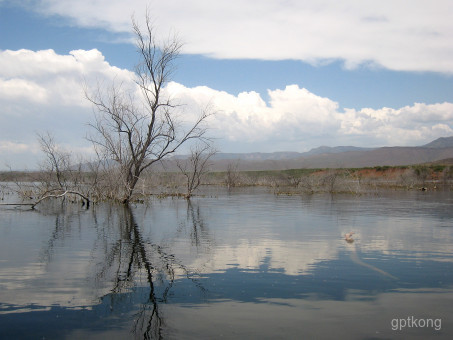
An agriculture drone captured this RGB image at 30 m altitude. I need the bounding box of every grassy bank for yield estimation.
[202,164,453,194]
[2,163,453,202]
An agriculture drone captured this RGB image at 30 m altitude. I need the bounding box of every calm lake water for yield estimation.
[1,187,452,339]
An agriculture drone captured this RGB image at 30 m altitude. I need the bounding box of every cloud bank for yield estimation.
[1,48,453,169]
[28,0,453,73]
[168,82,453,150]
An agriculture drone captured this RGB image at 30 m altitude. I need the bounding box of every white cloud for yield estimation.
[340,103,453,145]
[166,82,342,142]
[0,48,135,169]
[0,78,48,103]
[30,0,453,73]
[1,48,453,169]
[167,82,453,148]
[0,49,133,106]
[0,141,38,154]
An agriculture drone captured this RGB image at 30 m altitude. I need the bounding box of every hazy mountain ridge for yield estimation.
[203,136,453,170]
[303,145,375,156]
[211,151,304,161]
[74,137,453,172]
[211,146,374,161]
[421,136,453,148]
[210,137,452,162]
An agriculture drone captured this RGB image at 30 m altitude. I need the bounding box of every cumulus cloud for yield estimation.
[0,78,48,103]
[0,49,133,106]
[166,82,453,148]
[1,48,453,169]
[28,0,453,73]
[0,48,135,168]
[166,82,341,142]
[340,103,453,145]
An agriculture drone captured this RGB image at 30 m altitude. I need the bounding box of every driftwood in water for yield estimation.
[0,190,90,209]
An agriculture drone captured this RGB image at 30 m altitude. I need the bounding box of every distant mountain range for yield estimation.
[80,136,453,172]
[211,145,374,161]
[200,136,453,170]
[421,136,453,148]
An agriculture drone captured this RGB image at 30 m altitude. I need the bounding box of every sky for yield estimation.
[1,0,453,170]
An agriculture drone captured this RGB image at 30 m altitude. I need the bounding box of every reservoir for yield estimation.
[1,188,452,339]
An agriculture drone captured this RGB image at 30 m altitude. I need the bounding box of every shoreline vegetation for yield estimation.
[1,162,452,206]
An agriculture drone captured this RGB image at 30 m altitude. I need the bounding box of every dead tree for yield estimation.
[36,133,90,206]
[322,169,340,193]
[86,13,212,203]
[37,132,71,190]
[1,133,90,209]
[224,161,240,189]
[176,144,216,198]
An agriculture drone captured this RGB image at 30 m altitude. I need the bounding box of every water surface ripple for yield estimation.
[1,188,452,339]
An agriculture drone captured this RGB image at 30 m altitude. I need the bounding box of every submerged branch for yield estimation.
[32,190,90,209]
[0,190,90,210]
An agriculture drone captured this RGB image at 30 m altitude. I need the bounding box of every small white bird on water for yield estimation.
[344,232,355,243]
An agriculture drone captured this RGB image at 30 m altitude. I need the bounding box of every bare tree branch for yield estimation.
[176,144,217,198]
[85,13,213,203]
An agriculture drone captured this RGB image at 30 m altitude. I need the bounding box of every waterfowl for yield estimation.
[344,232,355,243]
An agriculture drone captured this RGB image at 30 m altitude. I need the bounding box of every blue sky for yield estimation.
[1,0,453,169]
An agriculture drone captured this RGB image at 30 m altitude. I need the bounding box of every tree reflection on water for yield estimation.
[184,200,212,250]
[35,200,209,339]
[97,203,208,339]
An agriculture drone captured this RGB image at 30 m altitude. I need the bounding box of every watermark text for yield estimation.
[391,316,441,331]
